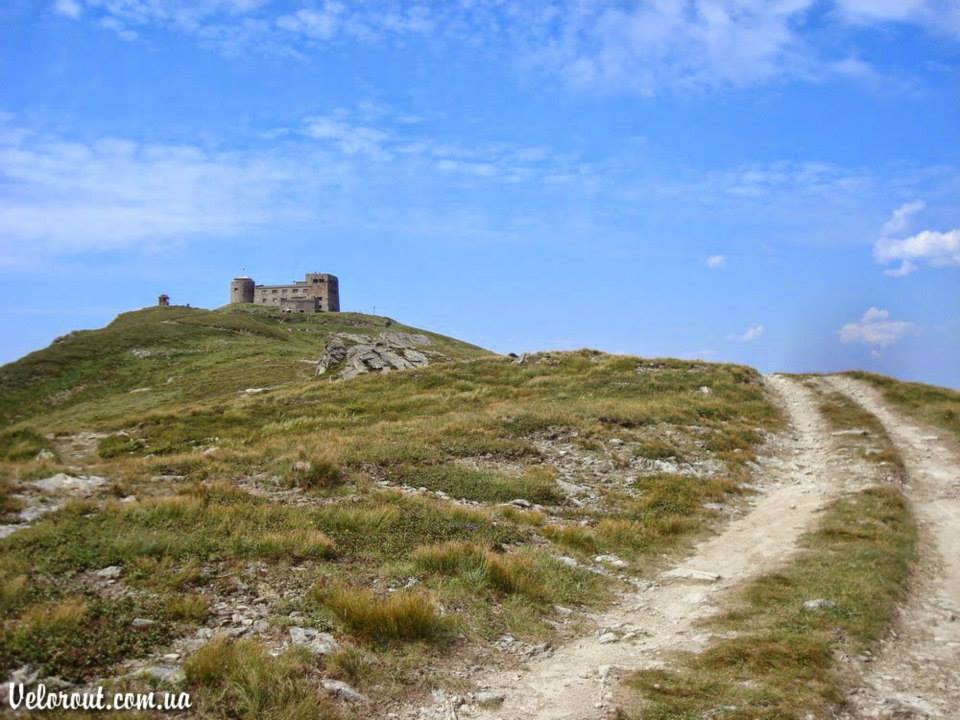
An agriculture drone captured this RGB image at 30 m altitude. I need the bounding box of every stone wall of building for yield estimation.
[229,277,255,304]
[229,273,340,312]
[279,297,320,313]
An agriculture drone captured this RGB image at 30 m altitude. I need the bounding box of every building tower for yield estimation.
[230,277,255,304]
[158,294,170,307]
[305,272,340,312]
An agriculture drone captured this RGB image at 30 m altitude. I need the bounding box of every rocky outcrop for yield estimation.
[316,332,435,379]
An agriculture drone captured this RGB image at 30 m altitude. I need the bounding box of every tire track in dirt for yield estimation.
[826,376,960,720]
[406,375,847,720]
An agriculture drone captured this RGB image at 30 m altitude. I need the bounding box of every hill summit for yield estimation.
[0,305,489,429]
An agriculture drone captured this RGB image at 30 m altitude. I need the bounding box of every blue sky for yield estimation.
[1,1,958,387]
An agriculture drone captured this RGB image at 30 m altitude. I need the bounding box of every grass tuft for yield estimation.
[317,584,448,644]
[185,637,344,720]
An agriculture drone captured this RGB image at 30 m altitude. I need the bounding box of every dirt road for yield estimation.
[827,376,960,720]
[407,375,852,720]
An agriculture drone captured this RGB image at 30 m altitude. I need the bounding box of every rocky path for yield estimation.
[827,376,960,720]
[406,375,847,720]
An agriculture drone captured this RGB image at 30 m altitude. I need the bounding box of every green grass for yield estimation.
[411,540,599,603]
[0,475,25,522]
[0,427,47,461]
[542,473,742,561]
[386,464,563,504]
[1,485,338,575]
[184,637,346,720]
[0,594,175,682]
[847,370,960,443]
[816,389,905,470]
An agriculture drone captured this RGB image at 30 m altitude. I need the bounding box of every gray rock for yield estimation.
[288,627,340,655]
[598,632,619,644]
[557,556,579,568]
[476,690,506,707]
[698,386,713,395]
[802,598,836,611]
[95,565,123,579]
[403,349,429,364]
[321,678,367,703]
[32,474,106,496]
[34,448,56,462]
[594,554,628,569]
[141,665,184,684]
[317,332,435,379]
[662,568,721,583]
[871,694,935,718]
[131,618,155,630]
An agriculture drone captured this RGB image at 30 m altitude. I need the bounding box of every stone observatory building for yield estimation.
[229,273,340,313]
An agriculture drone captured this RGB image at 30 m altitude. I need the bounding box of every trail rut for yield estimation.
[827,376,960,720]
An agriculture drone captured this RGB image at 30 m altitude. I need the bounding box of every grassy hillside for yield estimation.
[0,308,784,718]
[0,305,489,432]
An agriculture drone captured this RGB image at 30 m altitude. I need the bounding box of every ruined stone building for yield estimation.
[229,273,340,313]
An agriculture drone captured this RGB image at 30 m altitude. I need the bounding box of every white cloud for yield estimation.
[877,229,960,276]
[296,106,573,182]
[835,0,960,35]
[99,16,138,41]
[836,0,928,22]
[302,115,391,158]
[276,6,342,40]
[727,323,765,342]
[0,128,315,264]
[882,199,925,235]
[53,0,82,19]
[874,201,960,276]
[0,113,578,266]
[839,307,916,352]
[54,1,960,93]
[529,0,820,95]
[700,161,871,200]
[706,254,726,268]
